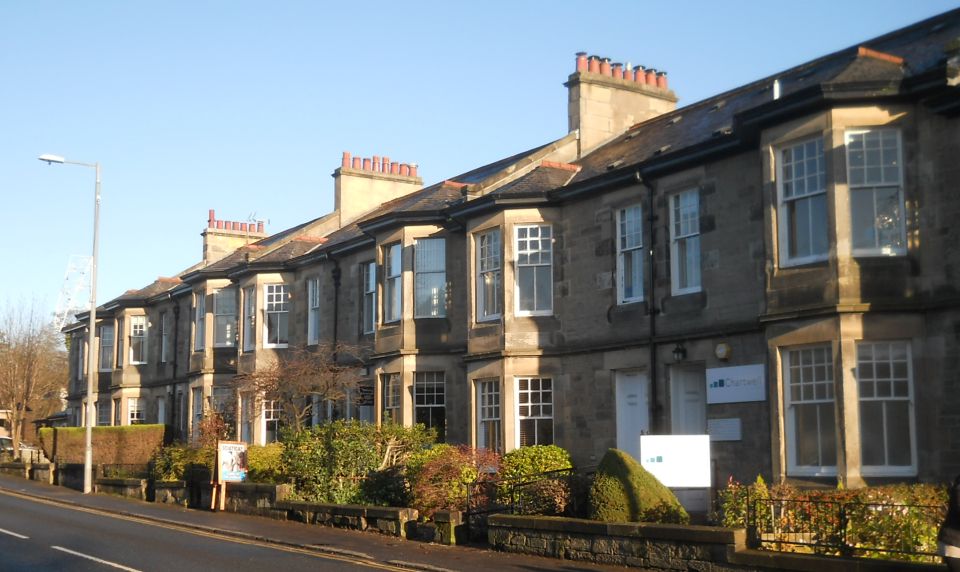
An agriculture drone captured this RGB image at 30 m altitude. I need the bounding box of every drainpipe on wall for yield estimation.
[638,171,662,432]
[331,257,341,358]
[172,302,181,437]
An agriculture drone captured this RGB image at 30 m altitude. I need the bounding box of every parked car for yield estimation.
[0,436,15,459]
[0,437,45,462]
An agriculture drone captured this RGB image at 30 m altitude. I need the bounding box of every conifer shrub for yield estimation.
[588,448,689,524]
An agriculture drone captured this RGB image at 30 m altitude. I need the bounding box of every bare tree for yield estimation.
[232,342,366,434]
[0,301,68,458]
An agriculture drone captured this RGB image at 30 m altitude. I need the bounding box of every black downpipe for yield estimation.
[639,172,661,433]
[331,258,341,355]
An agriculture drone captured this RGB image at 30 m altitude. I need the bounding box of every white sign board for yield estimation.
[707,417,742,441]
[639,435,711,488]
[706,364,766,404]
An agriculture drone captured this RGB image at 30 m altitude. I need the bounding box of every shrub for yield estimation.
[717,476,948,562]
[500,445,575,516]
[588,448,689,524]
[408,445,500,518]
[281,420,434,504]
[150,445,213,482]
[246,442,284,484]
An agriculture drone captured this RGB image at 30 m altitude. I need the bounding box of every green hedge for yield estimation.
[39,425,168,465]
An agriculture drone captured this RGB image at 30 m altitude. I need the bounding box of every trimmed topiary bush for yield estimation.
[588,448,689,524]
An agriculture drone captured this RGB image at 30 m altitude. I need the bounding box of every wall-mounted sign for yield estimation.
[639,435,711,488]
[706,364,765,404]
[707,417,742,441]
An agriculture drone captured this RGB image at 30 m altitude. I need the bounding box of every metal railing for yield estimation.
[465,466,594,540]
[747,495,946,563]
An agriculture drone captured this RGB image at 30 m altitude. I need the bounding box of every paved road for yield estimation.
[0,490,405,572]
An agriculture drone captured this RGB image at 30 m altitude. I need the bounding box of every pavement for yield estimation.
[0,473,627,572]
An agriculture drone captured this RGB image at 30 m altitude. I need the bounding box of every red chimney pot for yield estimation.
[390,162,399,174]
[588,55,600,73]
[656,70,668,90]
[400,164,410,176]
[575,52,588,72]
[362,158,371,171]
[600,58,611,76]
[208,209,216,228]
[373,155,381,172]
[410,164,418,178]
[645,68,657,85]
[216,220,224,229]
[341,151,351,169]
[257,221,264,233]
[352,157,361,169]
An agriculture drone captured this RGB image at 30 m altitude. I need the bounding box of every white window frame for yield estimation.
[242,286,255,351]
[476,229,502,322]
[783,345,837,477]
[384,243,402,323]
[307,278,321,345]
[128,397,145,425]
[194,292,206,351]
[476,378,501,453]
[669,189,701,295]
[361,261,376,334]
[113,398,121,426]
[96,400,110,426]
[856,341,916,476]
[616,206,644,304]
[159,311,170,364]
[515,225,553,316]
[263,284,289,348]
[515,376,554,447]
[414,371,446,441]
[157,396,166,425]
[777,137,829,267]
[414,238,446,318]
[381,373,400,424]
[98,324,114,372]
[191,387,204,440]
[213,288,237,348]
[845,129,906,257]
[129,315,147,364]
[263,399,281,444]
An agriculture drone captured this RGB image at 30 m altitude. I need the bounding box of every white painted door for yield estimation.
[615,371,650,462]
[671,366,707,434]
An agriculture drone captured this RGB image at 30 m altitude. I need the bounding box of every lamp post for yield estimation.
[39,153,100,495]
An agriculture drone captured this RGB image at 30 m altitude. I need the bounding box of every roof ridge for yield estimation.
[540,160,581,172]
[857,46,905,65]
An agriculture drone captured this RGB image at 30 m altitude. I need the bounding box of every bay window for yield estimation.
[477,378,501,452]
[263,284,289,348]
[515,225,553,315]
[783,345,836,475]
[307,278,320,344]
[517,376,553,446]
[476,229,502,321]
[777,138,828,265]
[98,324,114,371]
[414,238,446,318]
[129,315,147,364]
[857,341,915,475]
[194,293,206,351]
[384,243,402,323]
[414,371,446,442]
[846,129,905,256]
[361,261,376,334]
[213,288,237,347]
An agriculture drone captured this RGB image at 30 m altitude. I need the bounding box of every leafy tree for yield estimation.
[0,301,67,458]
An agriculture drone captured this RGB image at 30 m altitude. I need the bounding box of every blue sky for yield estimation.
[2,1,956,322]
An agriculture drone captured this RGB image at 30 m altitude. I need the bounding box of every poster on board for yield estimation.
[216,440,248,483]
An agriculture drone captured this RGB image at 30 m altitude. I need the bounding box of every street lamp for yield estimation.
[39,153,100,495]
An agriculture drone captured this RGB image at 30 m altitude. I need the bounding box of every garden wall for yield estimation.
[487,514,941,572]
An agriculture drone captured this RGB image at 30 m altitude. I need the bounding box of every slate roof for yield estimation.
[572,8,960,182]
[488,164,581,199]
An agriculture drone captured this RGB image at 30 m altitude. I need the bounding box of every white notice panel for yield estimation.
[639,435,711,488]
[706,364,766,404]
[707,417,742,441]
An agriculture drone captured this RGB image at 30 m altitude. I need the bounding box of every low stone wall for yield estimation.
[223,482,293,517]
[489,514,745,569]
[29,463,52,484]
[275,500,419,539]
[0,462,28,479]
[95,477,147,501]
[54,463,85,491]
[488,514,942,572]
[152,480,189,506]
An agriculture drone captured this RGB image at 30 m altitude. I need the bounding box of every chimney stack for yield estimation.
[566,52,678,155]
[202,209,268,264]
[333,151,423,227]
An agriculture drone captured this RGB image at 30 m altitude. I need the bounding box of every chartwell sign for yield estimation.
[706,364,765,404]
